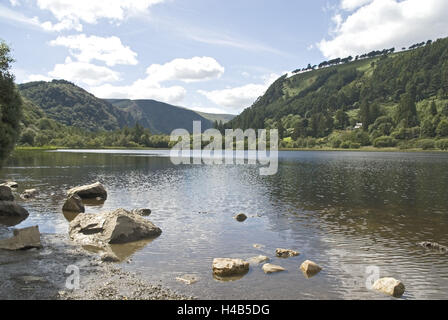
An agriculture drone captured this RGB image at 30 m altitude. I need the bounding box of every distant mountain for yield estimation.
[195,111,235,125]
[17,80,234,134]
[106,99,214,134]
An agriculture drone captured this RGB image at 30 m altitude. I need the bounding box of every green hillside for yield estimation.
[107,99,214,134]
[19,80,129,131]
[195,111,235,124]
[227,37,448,150]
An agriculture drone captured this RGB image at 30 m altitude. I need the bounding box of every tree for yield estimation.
[335,110,349,129]
[437,119,448,137]
[395,92,419,128]
[0,40,23,165]
[429,101,438,116]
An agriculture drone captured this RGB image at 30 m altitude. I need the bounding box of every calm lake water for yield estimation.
[1,149,448,300]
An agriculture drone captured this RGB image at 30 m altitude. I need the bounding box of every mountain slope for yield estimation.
[107,99,214,134]
[227,37,448,148]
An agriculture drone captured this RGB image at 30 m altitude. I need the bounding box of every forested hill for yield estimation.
[18,80,233,134]
[226,37,448,149]
[19,80,130,131]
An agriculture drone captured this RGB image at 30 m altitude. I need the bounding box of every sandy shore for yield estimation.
[0,233,193,300]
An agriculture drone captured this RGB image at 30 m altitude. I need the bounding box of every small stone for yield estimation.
[131,209,152,216]
[63,194,85,213]
[276,248,300,258]
[372,278,405,298]
[300,260,322,278]
[253,244,265,249]
[262,263,286,274]
[234,213,247,222]
[20,189,38,200]
[100,251,121,263]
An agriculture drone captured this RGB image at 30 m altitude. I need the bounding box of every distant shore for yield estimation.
[14,146,448,153]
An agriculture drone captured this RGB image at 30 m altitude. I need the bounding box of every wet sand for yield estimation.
[0,233,193,300]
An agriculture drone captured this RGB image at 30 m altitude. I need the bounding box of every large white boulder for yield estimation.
[69,208,161,246]
[262,263,286,274]
[212,258,249,277]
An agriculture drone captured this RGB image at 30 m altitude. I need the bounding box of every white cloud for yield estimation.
[145,57,224,83]
[341,0,373,11]
[90,83,186,104]
[33,57,121,86]
[198,73,280,113]
[10,0,20,6]
[35,0,165,31]
[0,4,42,29]
[89,57,224,104]
[25,74,53,82]
[319,0,448,59]
[49,34,138,66]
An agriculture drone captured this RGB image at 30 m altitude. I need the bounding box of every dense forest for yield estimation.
[225,37,448,150]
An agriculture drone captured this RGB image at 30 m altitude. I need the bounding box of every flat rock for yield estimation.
[262,263,286,274]
[0,186,14,201]
[372,277,405,298]
[234,213,247,222]
[247,255,270,265]
[62,194,85,213]
[68,182,107,200]
[0,226,42,250]
[212,258,249,277]
[176,274,199,285]
[69,208,162,247]
[131,209,152,216]
[253,244,266,249]
[300,260,322,278]
[276,248,300,258]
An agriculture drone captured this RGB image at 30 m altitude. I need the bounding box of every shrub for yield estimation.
[340,141,351,149]
[373,136,398,148]
[416,139,436,150]
[436,139,448,150]
[349,142,361,149]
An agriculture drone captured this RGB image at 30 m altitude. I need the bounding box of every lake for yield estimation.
[1,149,448,300]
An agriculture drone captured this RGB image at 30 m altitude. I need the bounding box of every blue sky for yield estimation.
[1,0,448,114]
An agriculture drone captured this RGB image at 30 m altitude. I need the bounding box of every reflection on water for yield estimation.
[1,149,448,299]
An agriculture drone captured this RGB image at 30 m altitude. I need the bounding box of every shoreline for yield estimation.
[0,233,194,300]
[14,146,448,153]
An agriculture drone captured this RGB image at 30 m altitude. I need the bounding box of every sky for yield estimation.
[1,0,448,115]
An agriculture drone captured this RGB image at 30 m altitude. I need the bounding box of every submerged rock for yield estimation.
[262,263,285,274]
[68,182,107,200]
[419,241,448,253]
[247,255,270,265]
[0,186,14,201]
[131,209,152,217]
[176,274,199,285]
[300,260,322,278]
[0,226,42,250]
[62,194,85,213]
[372,277,405,298]
[0,201,29,220]
[276,248,300,258]
[69,208,162,247]
[212,258,249,277]
[234,213,247,222]
[21,189,38,200]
